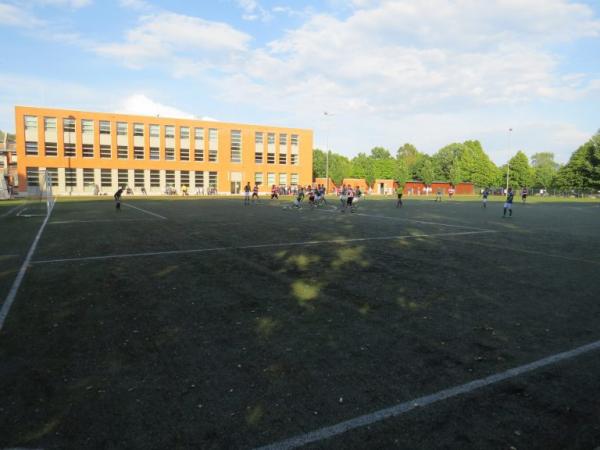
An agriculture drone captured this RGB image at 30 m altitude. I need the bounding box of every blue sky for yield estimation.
[1,0,599,164]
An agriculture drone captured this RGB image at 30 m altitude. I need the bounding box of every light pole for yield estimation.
[323,112,334,193]
[505,128,512,193]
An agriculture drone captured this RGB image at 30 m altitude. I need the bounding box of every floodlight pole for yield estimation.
[506,128,512,192]
[324,112,334,193]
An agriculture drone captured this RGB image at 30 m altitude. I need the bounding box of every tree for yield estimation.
[313,148,326,179]
[370,146,392,160]
[530,152,559,189]
[396,143,421,179]
[506,151,534,188]
[393,159,410,186]
[432,143,463,181]
[418,158,435,186]
[553,132,600,191]
[459,140,500,187]
[351,153,375,185]
[449,159,462,186]
[329,153,352,185]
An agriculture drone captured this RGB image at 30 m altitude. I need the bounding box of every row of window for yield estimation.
[24,116,300,146]
[26,168,299,188]
[23,141,300,164]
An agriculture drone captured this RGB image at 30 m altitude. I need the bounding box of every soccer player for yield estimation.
[482,187,489,208]
[244,182,251,205]
[448,186,455,200]
[353,186,362,211]
[435,187,443,202]
[342,186,354,213]
[503,187,514,217]
[252,184,259,203]
[521,186,528,203]
[114,186,124,210]
[307,187,316,207]
[396,186,403,208]
[271,184,279,200]
[294,186,305,208]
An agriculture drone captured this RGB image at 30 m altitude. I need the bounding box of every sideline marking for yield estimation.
[49,218,161,225]
[121,202,167,220]
[32,229,496,265]
[0,205,23,218]
[441,236,600,266]
[254,339,600,450]
[317,207,488,231]
[0,211,52,332]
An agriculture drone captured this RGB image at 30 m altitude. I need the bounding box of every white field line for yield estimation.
[32,229,496,265]
[318,207,488,231]
[254,339,600,450]
[121,202,167,220]
[0,205,24,218]
[0,211,52,332]
[438,236,600,266]
[49,218,161,225]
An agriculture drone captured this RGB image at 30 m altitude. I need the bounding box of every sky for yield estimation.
[0,0,599,164]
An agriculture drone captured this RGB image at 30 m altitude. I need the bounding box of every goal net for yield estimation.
[20,169,56,218]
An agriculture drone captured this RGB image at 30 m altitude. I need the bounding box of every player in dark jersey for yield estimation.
[482,188,489,208]
[521,187,528,203]
[503,188,514,217]
[396,186,403,208]
[114,186,124,210]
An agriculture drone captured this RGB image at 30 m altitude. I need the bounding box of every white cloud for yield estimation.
[236,0,272,21]
[117,94,196,119]
[35,0,92,8]
[0,2,44,27]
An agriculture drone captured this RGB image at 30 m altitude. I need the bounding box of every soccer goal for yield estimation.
[19,169,56,218]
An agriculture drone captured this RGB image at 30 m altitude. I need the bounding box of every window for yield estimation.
[195,171,204,188]
[150,147,160,160]
[208,171,218,189]
[165,147,175,161]
[134,170,145,187]
[100,145,111,158]
[150,124,160,137]
[291,134,299,146]
[291,173,299,185]
[255,132,264,144]
[267,152,275,164]
[46,168,59,187]
[117,122,128,135]
[180,126,190,139]
[267,172,275,186]
[26,167,39,186]
[165,170,175,186]
[25,141,38,155]
[117,145,128,159]
[118,169,128,188]
[134,146,144,159]
[45,142,58,157]
[267,132,275,164]
[180,147,190,161]
[101,169,112,187]
[230,130,241,163]
[44,117,56,130]
[194,128,204,161]
[64,143,76,157]
[165,125,175,138]
[279,133,287,146]
[83,168,95,188]
[181,170,190,186]
[279,173,288,186]
[255,132,263,163]
[63,118,76,133]
[133,123,144,137]
[279,152,287,165]
[82,120,94,134]
[255,151,263,164]
[150,170,160,187]
[208,128,218,162]
[100,121,111,134]
[291,154,299,165]
[82,144,94,158]
[267,133,275,145]
[25,116,37,130]
[65,168,77,187]
[255,172,263,185]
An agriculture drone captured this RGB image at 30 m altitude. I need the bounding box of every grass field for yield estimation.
[1,195,600,449]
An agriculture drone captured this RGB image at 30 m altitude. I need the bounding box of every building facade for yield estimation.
[15,106,313,195]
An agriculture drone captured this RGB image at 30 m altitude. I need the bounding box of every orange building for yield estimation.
[15,106,313,195]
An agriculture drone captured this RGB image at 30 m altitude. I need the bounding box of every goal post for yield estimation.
[20,169,55,217]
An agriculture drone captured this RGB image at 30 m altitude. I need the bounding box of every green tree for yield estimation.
[553,132,600,191]
[418,157,435,186]
[396,143,421,179]
[459,140,499,187]
[531,152,559,189]
[370,146,392,160]
[432,143,463,181]
[392,159,410,185]
[312,148,326,179]
[351,153,375,185]
[449,159,462,186]
[329,153,352,185]
[506,151,534,188]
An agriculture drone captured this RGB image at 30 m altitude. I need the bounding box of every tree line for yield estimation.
[313,130,600,191]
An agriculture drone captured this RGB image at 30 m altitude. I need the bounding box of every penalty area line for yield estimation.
[32,229,496,265]
[121,202,167,220]
[254,339,600,450]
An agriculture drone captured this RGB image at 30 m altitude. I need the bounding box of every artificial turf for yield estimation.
[0,195,599,449]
